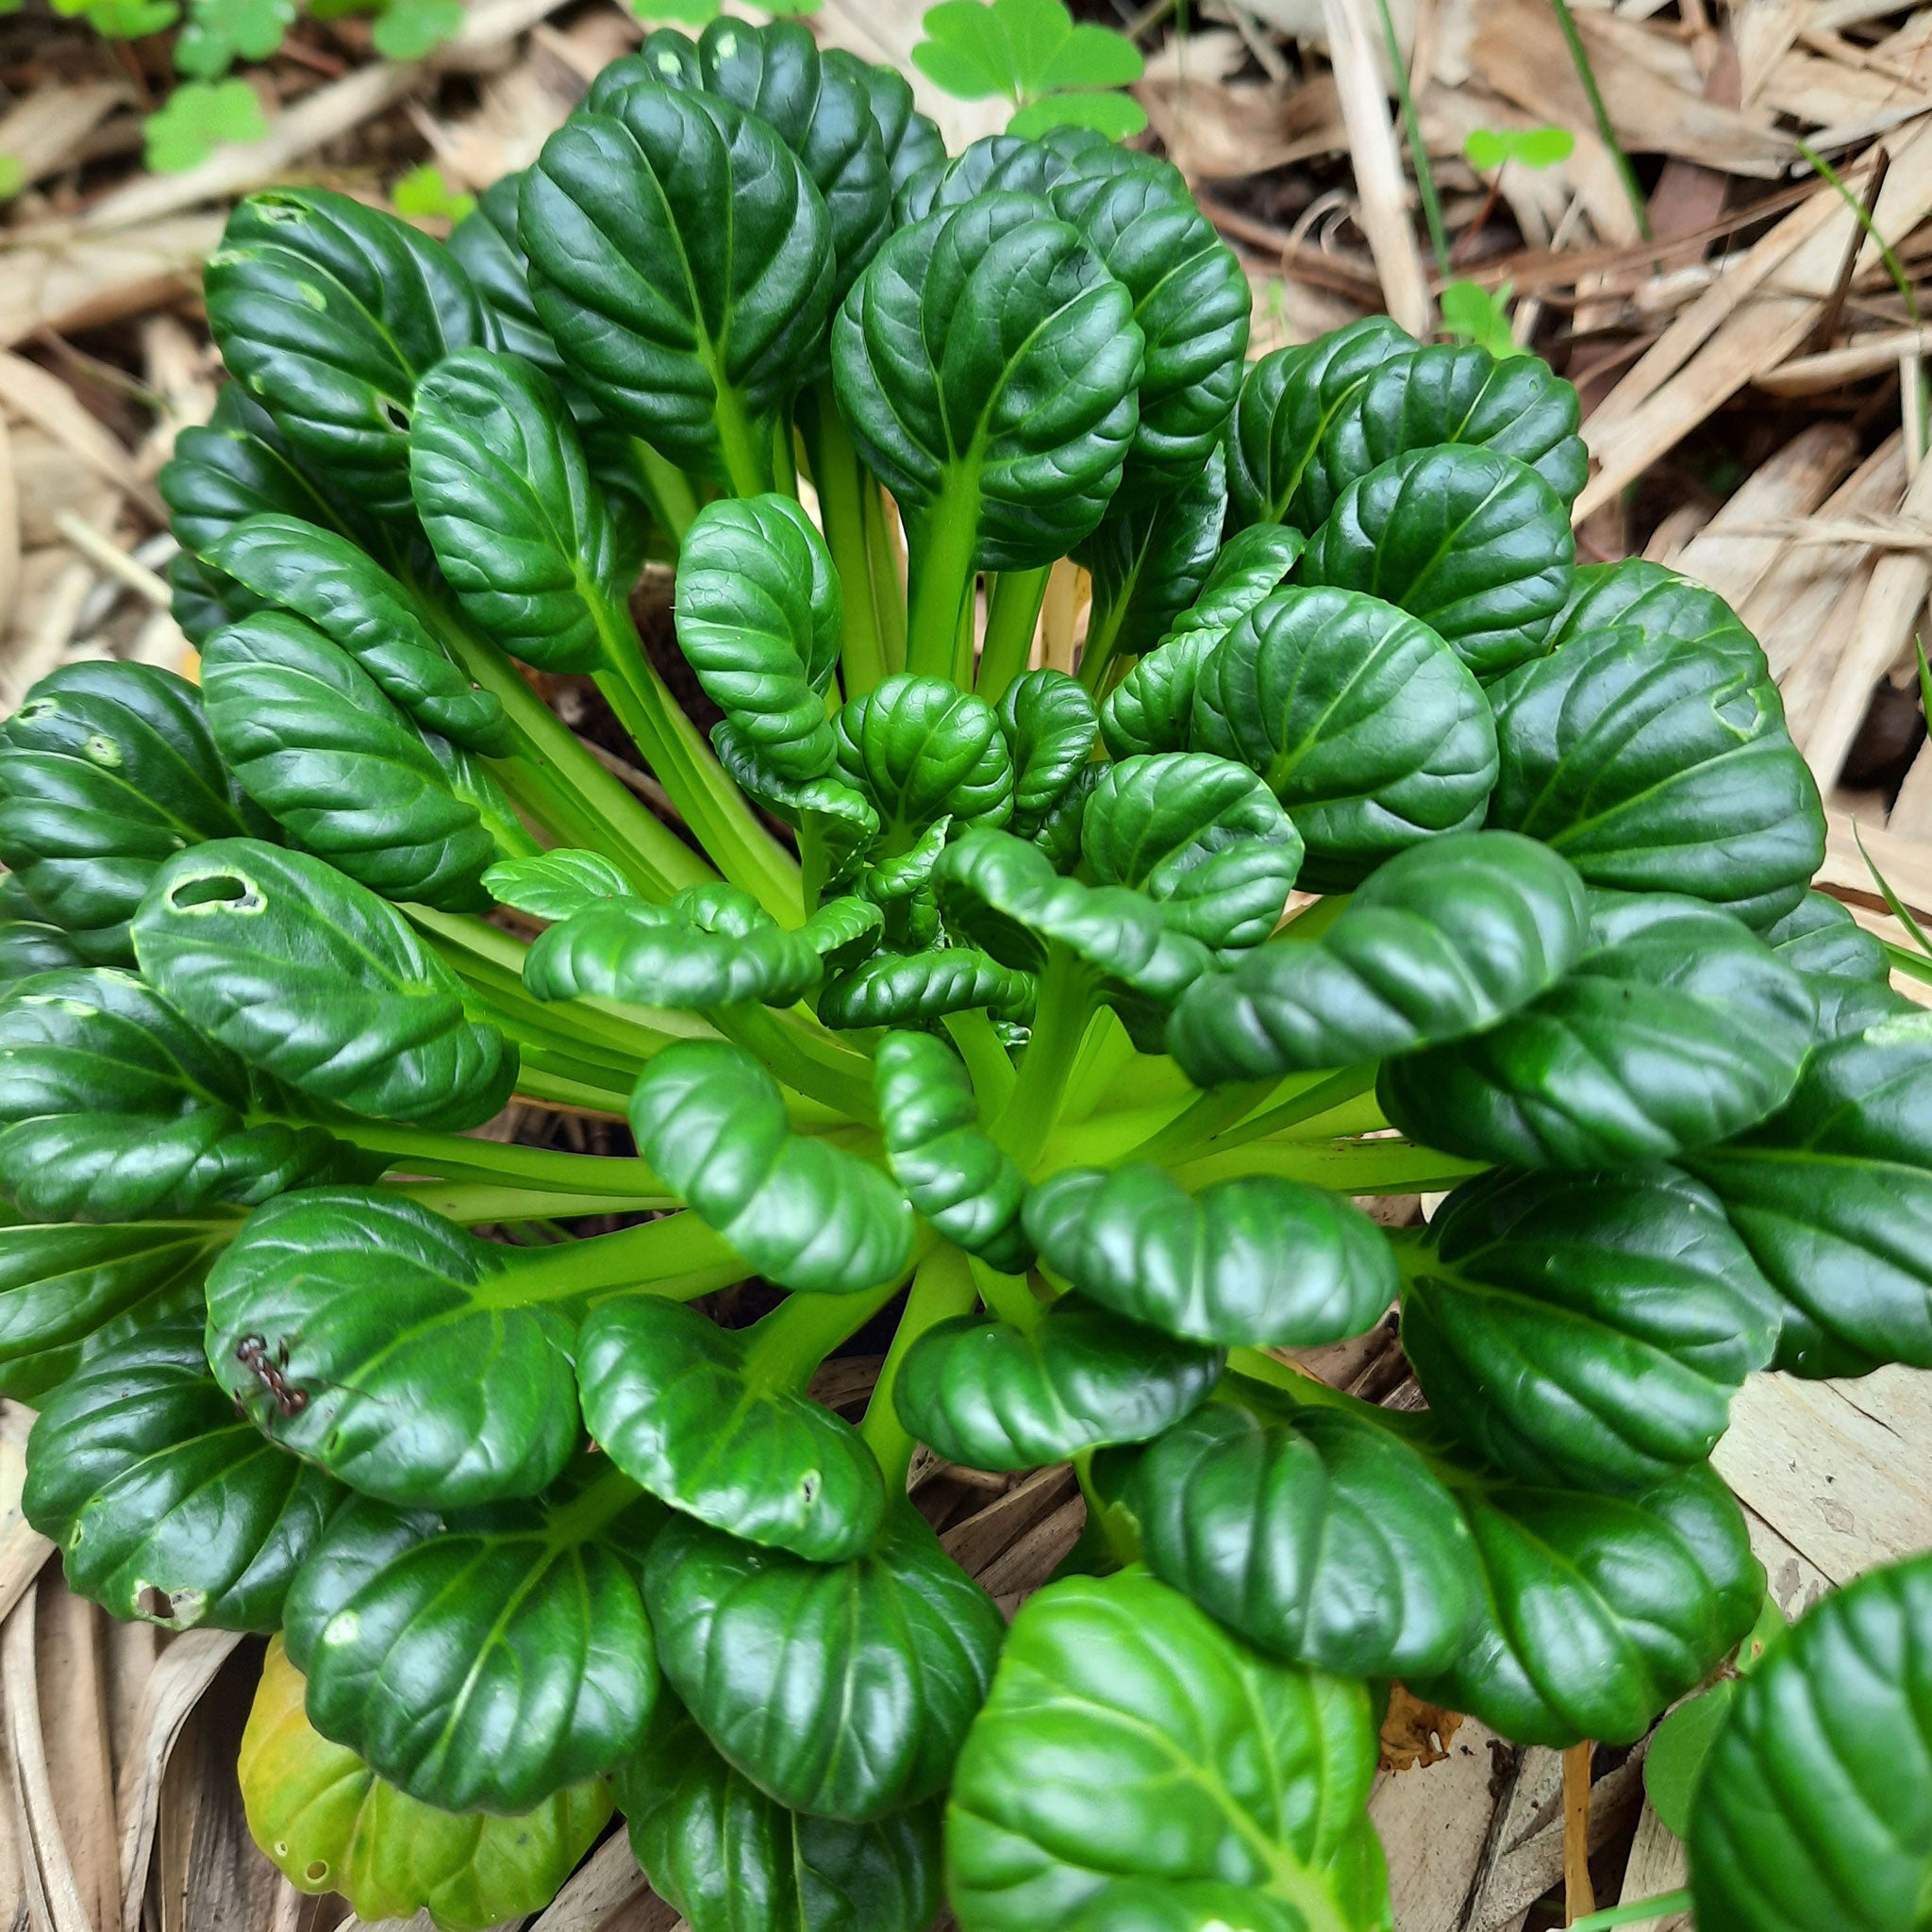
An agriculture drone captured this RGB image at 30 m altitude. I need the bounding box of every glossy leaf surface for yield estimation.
[205,1188,579,1506]
[285,1485,658,1813]
[632,1041,912,1294]
[1025,1163,1396,1348]
[1076,451,1227,669]
[1406,1166,1781,1491]
[1128,1397,1477,1678]
[997,672,1098,841]
[946,1567,1391,1932]
[242,1638,612,1932]
[25,1315,341,1630]
[1191,587,1498,891]
[0,966,356,1221]
[837,675,1013,837]
[1381,892,1816,1171]
[133,841,516,1130]
[1300,445,1574,681]
[1485,618,1823,928]
[576,1294,884,1561]
[1688,1549,1932,1932]
[895,1298,1222,1473]
[616,1691,942,1932]
[204,188,491,517]
[483,849,634,921]
[645,1506,1004,1822]
[1169,829,1589,1085]
[0,661,255,964]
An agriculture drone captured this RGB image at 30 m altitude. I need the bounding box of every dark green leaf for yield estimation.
[24,1315,341,1629]
[946,1567,1391,1932]
[0,965,359,1221]
[1685,1008,1932,1374]
[202,611,499,912]
[631,1041,912,1294]
[1075,448,1227,672]
[895,1299,1222,1472]
[1166,521,1308,644]
[1167,829,1589,1085]
[1405,1166,1781,1492]
[836,675,1014,836]
[1411,1464,1763,1747]
[1098,632,1220,761]
[1226,317,1415,532]
[826,47,945,197]
[644,1504,1004,1822]
[0,661,256,965]
[448,173,575,388]
[209,513,512,757]
[575,1294,883,1561]
[242,1637,612,1932]
[818,947,1036,1029]
[833,191,1142,571]
[615,1691,941,1932]
[527,883,876,1011]
[1485,618,1824,929]
[1080,752,1303,951]
[408,347,625,675]
[205,1187,578,1505]
[1024,1163,1396,1348]
[997,670,1098,841]
[675,494,841,781]
[1300,444,1574,681]
[1763,891,1888,982]
[713,722,880,891]
[133,840,516,1129]
[1337,341,1587,508]
[1190,586,1499,891]
[1545,557,1761,671]
[204,188,491,518]
[522,84,831,483]
[284,1483,658,1812]
[1380,892,1817,1170]
[875,1029,1031,1270]
[1127,1397,1477,1677]
[0,1215,222,1403]
[1643,1678,1737,1839]
[1687,1550,1932,1932]
[0,919,88,982]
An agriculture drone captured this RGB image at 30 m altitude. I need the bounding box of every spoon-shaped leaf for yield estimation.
[1127,1396,1477,1678]
[837,675,1014,837]
[875,1030,1031,1270]
[615,1690,942,1932]
[1077,449,1229,675]
[1025,1163,1396,1349]
[202,612,500,912]
[1167,829,1589,1086]
[284,1483,659,1812]
[895,1299,1223,1473]
[133,840,516,1129]
[1405,1166,1781,1492]
[1380,892,1817,1171]
[946,1567,1389,1932]
[575,1294,884,1561]
[1546,556,1761,670]
[0,662,258,966]
[644,1504,1004,1823]
[632,1041,913,1294]
[204,1187,579,1506]
[828,47,944,197]
[242,1637,611,1932]
[522,84,832,486]
[1190,586,1498,891]
[1411,1463,1763,1747]
[819,947,1037,1030]
[204,188,492,518]
[1300,444,1574,681]
[24,1315,341,1630]
[997,671,1098,841]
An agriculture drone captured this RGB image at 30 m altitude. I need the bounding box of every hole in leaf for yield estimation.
[136,1585,175,1620]
[166,871,266,915]
[83,733,124,769]
[15,698,57,724]
[378,398,410,433]
[305,1861,329,1883]
[800,1471,821,1505]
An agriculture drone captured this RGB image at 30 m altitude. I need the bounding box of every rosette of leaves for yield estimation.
[1,22,1922,1932]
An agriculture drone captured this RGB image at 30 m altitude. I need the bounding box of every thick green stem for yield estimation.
[333,1121,671,1200]
[712,384,777,499]
[975,567,1050,705]
[509,1058,634,1112]
[546,1462,647,1542]
[1075,584,1131,697]
[710,1004,879,1124]
[943,1008,1017,1122]
[633,441,700,541]
[993,946,1097,1170]
[1125,1078,1276,1167]
[741,1272,907,1391]
[1207,1063,1382,1153]
[1057,1009,1137,1128]
[906,480,982,681]
[591,597,803,924]
[859,1241,976,1489]
[969,1253,1043,1333]
[862,475,908,675]
[389,1182,674,1223]
[1175,1136,1487,1194]
[801,383,889,698]
[497,1208,745,1304]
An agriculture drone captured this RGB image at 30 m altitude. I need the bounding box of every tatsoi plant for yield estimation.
[0,22,1927,1932]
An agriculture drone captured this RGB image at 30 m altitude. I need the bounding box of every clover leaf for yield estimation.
[143,77,267,174]
[913,0,1146,139]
